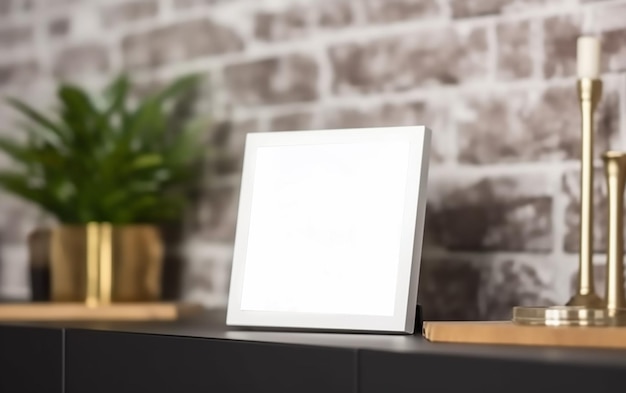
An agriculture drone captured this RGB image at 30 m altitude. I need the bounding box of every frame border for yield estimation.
[226,126,431,334]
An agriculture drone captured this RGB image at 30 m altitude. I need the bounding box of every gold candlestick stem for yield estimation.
[603,152,626,310]
[98,223,113,305]
[567,78,604,308]
[86,222,100,308]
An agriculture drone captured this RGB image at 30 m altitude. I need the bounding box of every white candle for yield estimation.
[577,36,601,79]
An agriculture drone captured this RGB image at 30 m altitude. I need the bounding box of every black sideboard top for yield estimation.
[4,308,626,368]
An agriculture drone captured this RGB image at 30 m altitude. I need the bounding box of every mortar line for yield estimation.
[487,18,498,84]
[421,250,576,264]
[620,74,626,151]
[550,164,567,259]
[531,17,544,80]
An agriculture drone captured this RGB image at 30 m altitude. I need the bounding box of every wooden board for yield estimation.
[423,321,626,350]
[0,302,203,322]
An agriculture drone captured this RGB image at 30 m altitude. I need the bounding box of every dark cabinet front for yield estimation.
[65,329,358,393]
[0,325,63,393]
[359,349,626,393]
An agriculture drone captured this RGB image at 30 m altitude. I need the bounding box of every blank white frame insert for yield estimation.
[226,126,431,333]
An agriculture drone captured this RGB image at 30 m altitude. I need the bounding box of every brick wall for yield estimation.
[0,0,625,320]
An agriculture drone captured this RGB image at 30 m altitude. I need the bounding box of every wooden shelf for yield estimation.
[423,321,626,349]
[0,302,202,321]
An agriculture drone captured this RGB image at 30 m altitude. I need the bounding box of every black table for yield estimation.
[2,309,626,393]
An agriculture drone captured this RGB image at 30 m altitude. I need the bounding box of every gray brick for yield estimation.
[53,44,109,79]
[48,17,71,39]
[419,257,482,320]
[210,119,258,174]
[419,256,561,320]
[330,26,488,94]
[102,0,159,28]
[0,61,38,87]
[270,112,315,132]
[193,182,239,242]
[322,100,450,163]
[122,19,244,70]
[224,54,318,106]
[543,14,581,78]
[254,0,356,41]
[480,257,562,320]
[603,28,626,73]
[363,0,440,23]
[450,0,574,18]
[563,167,607,254]
[457,85,618,164]
[0,0,34,16]
[0,24,33,50]
[316,0,356,28]
[254,5,310,42]
[426,173,553,252]
[0,192,43,244]
[181,241,232,307]
[497,20,532,80]
[450,0,512,18]
[173,0,227,9]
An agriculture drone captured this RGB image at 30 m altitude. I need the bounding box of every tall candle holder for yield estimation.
[602,152,626,312]
[512,36,626,326]
[567,78,604,309]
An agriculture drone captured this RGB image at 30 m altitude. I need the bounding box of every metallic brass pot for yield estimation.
[41,223,164,304]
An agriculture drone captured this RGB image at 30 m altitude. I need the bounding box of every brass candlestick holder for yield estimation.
[513,79,626,326]
[602,152,626,311]
[569,78,604,308]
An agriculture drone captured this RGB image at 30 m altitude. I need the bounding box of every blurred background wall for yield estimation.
[0,0,625,320]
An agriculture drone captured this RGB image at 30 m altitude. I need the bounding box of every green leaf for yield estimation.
[101,75,130,132]
[104,74,130,103]
[0,171,75,221]
[169,116,210,162]
[154,74,202,104]
[0,136,33,164]
[6,98,68,145]
[129,153,163,170]
[0,72,209,223]
[58,85,100,145]
[58,85,96,116]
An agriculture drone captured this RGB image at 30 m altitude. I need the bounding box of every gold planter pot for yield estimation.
[44,223,164,304]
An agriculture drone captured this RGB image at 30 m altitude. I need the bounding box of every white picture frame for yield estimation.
[226,126,431,334]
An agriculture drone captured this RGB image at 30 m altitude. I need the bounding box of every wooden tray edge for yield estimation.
[423,321,626,350]
[0,302,204,322]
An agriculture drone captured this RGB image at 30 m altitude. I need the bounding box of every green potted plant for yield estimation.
[0,74,208,304]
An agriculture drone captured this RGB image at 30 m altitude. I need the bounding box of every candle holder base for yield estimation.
[566,292,605,308]
[513,306,626,327]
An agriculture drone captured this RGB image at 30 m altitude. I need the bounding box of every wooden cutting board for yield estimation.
[0,302,202,322]
[423,321,626,349]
